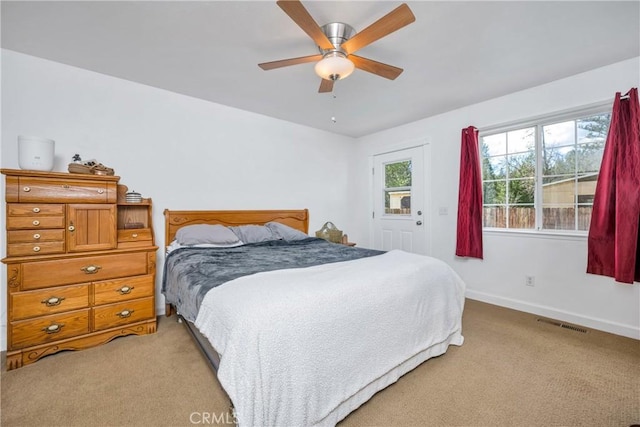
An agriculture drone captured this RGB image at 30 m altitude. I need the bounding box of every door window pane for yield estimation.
[385,161,411,187]
[384,160,412,215]
[385,190,411,214]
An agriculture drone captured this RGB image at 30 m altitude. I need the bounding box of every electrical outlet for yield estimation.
[525,275,535,287]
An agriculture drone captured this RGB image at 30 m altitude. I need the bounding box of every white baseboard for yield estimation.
[465,289,639,340]
[157,304,166,316]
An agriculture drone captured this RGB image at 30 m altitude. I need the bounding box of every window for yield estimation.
[384,160,412,215]
[481,107,611,232]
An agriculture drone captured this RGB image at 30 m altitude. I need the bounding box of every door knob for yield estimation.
[416,220,423,226]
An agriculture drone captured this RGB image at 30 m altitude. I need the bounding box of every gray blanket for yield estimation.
[162,238,384,322]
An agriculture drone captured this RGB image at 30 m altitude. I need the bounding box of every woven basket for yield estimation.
[315,221,343,243]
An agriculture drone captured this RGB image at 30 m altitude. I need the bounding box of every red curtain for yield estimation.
[587,88,640,284]
[456,126,483,259]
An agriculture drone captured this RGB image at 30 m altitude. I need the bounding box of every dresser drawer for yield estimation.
[12,177,115,203]
[93,297,155,331]
[117,228,152,248]
[7,203,65,216]
[11,309,90,349]
[117,228,152,243]
[8,229,65,243]
[7,215,65,230]
[11,284,90,320]
[7,241,65,257]
[21,252,149,290]
[94,274,155,305]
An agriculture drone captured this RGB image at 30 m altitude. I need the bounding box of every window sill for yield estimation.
[483,228,587,241]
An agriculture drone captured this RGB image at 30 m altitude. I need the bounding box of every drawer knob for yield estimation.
[23,186,31,192]
[41,296,65,307]
[117,309,134,319]
[33,246,41,252]
[117,285,134,295]
[32,220,40,226]
[98,189,105,194]
[132,233,138,238]
[32,207,41,213]
[63,184,70,189]
[42,323,64,334]
[33,233,41,240]
[68,225,75,232]
[80,265,102,274]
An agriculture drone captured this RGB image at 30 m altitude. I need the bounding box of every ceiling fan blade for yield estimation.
[277,0,334,50]
[349,55,403,80]
[341,3,415,55]
[259,54,323,70]
[318,79,334,93]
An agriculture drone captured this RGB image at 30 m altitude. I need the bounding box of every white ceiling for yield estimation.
[2,1,639,138]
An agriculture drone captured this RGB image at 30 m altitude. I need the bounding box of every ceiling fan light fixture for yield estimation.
[314,52,354,81]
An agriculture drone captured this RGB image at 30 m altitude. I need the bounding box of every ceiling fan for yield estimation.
[258,0,416,93]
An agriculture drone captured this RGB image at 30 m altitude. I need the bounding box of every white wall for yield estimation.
[0,49,355,351]
[350,57,640,339]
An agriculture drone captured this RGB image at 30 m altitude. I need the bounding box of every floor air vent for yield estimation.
[537,318,588,333]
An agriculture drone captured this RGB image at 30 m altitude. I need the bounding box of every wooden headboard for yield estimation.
[163,209,309,246]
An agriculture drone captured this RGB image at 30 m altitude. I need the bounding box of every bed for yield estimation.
[162,209,466,427]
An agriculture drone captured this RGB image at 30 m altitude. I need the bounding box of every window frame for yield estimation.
[479,101,612,237]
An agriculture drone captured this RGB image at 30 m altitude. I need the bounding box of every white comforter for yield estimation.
[195,249,466,427]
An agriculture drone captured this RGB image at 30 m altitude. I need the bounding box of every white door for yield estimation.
[372,146,427,254]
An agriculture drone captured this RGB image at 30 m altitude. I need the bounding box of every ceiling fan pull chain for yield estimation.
[331,89,338,123]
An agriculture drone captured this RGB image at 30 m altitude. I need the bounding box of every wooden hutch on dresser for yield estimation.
[1,168,158,370]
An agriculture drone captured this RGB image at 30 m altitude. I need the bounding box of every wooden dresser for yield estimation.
[1,169,158,370]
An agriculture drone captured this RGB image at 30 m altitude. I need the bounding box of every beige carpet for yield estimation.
[1,299,638,427]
